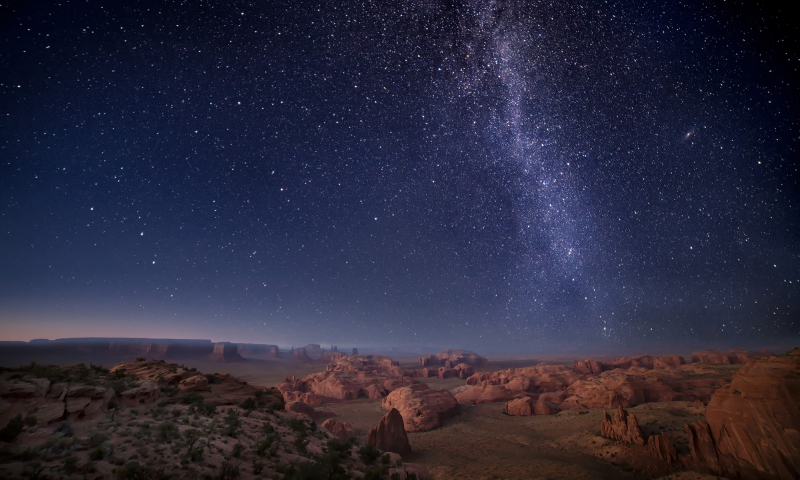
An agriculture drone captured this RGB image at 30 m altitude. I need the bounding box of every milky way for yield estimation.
[0,0,797,349]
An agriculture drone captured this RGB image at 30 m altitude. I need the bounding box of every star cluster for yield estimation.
[0,0,797,349]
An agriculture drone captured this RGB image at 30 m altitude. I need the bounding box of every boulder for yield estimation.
[65,396,91,414]
[321,418,357,440]
[455,384,522,405]
[33,402,65,425]
[505,396,534,416]
[382,383,459,432]
[178,375,209,392]
[118,381,160,408]
[600,406,645,445]
[533,403,558,415]
[367,408,412,456]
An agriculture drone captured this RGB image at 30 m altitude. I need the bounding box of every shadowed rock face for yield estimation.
[600,406,645,445]
[367,408,412,456]
[321,418,357,441]
[698,350,800,480]
[381,383,460,432]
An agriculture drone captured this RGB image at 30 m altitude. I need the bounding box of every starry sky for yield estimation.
[0,0,798,350]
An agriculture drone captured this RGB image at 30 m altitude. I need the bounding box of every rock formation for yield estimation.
[647,432,677,463]
[600,406,645,445]
[418,349,489,368]
[381,383,460,432]
[277,355,417,404]
[351,348,358,355]
[456,384,523,404]
[690,349,800,479]
[237,343,280,358]
[207,342,244,363]
[504,396,556,416]
[367,408,412,456]
[178,375,209,392]
[321,418,358,440]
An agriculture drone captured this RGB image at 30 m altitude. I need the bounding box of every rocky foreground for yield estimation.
[0,360,430,479]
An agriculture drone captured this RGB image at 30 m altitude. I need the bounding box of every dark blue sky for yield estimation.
[1,0,797,349]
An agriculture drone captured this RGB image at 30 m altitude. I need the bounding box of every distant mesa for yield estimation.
[690,348,773,364]
[237,343,280,358]
[351,347,358,355]
[206,342,244,363]
[418,349,489,368]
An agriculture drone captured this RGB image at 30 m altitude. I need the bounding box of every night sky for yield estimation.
[1,0,798,349]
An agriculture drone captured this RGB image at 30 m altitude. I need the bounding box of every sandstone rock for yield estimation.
[647,432,677,463]
[111,360,194,386]
[0,380,45,398]
[574,359,604,375]
[65,396,91,414]
[367,408,412,456]
[653,354,686,368]
[600,406,645,445]
[33,402,65,425]
[418,349,489,368]
[178,375,209,392]
[285,401,334,420]
[505,396,534,416]
[382,383,459,432]
[321,418,357,440]
[453,363,475,379]
[118,381,160,407]
[455,384,522,405]
[66,385,106,399]
[691,350,736,364]
[685,420,720,472]
[47,383,68,400]
[703,352,800,480]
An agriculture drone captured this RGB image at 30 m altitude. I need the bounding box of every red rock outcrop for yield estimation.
[418,349,489,368]
[685,420,720,472]
[178,375,209,392]
[367,408,412,456]
[111,360,196,386]
[382,383,460,432]
[456,384,524,405]
[600,406,645,445]
[690,348,772,364]
[574,359,604,375]
[504,396,535,416]
[698,350,800,480]
[321,418,357,440]
[647,432,677,463]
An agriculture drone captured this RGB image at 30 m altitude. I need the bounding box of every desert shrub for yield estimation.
[90,364,109,374]
[257,435,276,456]
[391,473,401,480]
[288,418,306,433]
[222,410,241,437]
[0,415,25,442]
[292,432,309,454]
[271,401,285,411]
[157,421,179,442]
[218,459,240,479]
[136,357,146,362]
[182,392,203,405]
[239,397,256,410]
[88,431,108,448]
[263,424,275,434]
[382,453,391,465]
[252,459,264,474]
[186,446,204,462]
[205,374,221,384]
[363,466,389,480]
[63,455,79,473]
[111,381,128,394]
[358,444,381,465]
[110,369,127,380]
[232,443,243,458]
[89,446,104,461]
[116,460,154,479]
